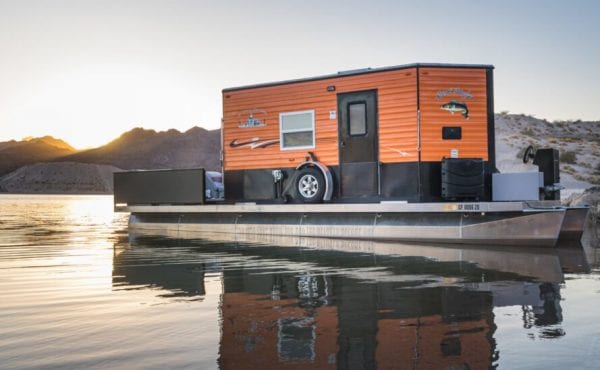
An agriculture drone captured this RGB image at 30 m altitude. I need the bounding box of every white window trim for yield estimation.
[279,110,316,151]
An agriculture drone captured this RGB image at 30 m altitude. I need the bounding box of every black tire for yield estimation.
[295,167,325,203]
[522,145,535,164]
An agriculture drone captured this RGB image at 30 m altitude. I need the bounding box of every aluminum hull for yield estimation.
[120,202,581,247]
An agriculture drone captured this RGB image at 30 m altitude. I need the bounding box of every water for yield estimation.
[1,194,599,370]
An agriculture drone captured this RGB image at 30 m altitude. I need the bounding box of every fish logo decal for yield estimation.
[440,100,469,119]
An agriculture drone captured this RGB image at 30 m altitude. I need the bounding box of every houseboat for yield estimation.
[114,63,588,247]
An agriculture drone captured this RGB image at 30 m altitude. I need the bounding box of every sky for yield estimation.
[1,0,599,149]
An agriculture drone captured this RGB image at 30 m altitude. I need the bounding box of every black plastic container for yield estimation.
[441,158,485,200]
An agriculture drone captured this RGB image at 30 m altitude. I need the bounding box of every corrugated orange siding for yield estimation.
[419,68,488,161]
[223,67,489,171]
[223,69,418,171]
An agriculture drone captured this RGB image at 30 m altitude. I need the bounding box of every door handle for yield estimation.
[340,141,346,147]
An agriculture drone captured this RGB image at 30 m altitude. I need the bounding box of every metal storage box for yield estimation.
[492,172,542,201]
[114,168,206,206]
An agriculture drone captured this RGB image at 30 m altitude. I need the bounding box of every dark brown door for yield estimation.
[337,90,379,198]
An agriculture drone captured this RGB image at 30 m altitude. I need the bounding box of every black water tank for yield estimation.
[441,158,485,200]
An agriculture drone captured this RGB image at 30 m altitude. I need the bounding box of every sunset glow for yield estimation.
[1,0,599,149]
[5,64,216,149]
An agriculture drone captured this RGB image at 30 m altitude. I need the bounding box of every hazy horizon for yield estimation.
[1,0,599,149]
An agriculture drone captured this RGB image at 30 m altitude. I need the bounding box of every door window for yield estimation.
[348,102,367,136]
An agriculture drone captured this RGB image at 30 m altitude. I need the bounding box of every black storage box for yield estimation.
[533,148,560,200]
[441,158,485,200]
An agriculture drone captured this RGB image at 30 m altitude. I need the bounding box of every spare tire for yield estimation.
[523,145,535,164]
[295,167,325,203]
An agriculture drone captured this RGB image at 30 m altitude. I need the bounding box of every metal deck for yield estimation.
[118,201,556,214]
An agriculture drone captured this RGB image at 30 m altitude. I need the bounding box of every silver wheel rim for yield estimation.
[299,174,319,198]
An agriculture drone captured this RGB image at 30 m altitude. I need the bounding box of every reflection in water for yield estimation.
[1,195,599,370]
[114,238,580,370]
[521,283,564,339]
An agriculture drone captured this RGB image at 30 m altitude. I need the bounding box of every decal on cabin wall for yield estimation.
[436,87,473,120]
[435,88,473,101]
[381,144,410,157]
[230,137,279,149]
[440,100,469,119]
[238,109,267,128]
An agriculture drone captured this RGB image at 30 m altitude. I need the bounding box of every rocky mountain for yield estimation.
[0,136,77,176]
[0,162,121,194]
[60,126,221,171]
[0,126,220,194]
[494,113,600,194]
[0,114,598,195]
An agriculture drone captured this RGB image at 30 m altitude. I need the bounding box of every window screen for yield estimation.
[280,110,315,149]
[348,102,366,136]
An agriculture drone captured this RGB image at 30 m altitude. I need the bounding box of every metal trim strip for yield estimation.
[223,63,494,93]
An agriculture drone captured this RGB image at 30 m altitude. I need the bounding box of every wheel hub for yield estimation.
[299,174,318,198]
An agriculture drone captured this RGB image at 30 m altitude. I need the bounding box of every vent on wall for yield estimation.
[442,126,462,140]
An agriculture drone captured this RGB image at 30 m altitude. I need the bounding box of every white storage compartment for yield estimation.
[492,172,542,201]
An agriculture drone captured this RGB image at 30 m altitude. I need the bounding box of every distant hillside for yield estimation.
[0,136,77,176]
[0,162,121,194]
[1,115,598,195]
[60,127,221,171]
[495,113,600,192]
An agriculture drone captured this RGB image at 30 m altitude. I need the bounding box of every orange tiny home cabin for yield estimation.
[222,63,495,203]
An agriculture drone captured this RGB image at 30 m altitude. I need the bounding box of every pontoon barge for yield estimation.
[114,63,588,247]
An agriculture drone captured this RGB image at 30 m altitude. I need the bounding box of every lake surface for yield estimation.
[1,194,599,369]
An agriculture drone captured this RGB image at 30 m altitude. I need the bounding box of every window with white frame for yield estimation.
[279,110,315,150]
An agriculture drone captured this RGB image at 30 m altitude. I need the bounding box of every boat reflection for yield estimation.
[113,236,591,369]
